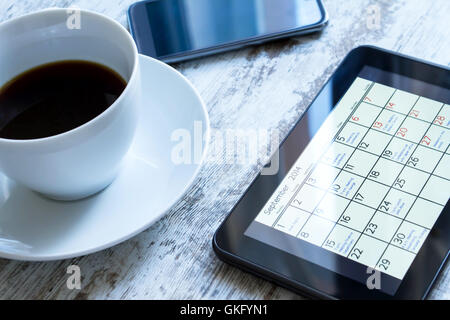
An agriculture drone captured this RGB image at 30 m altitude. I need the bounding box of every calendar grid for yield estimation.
[361,100,449,131]
[270,82,375,229]
[303,181,442,222]
[318,89,401,249]
[305,85,446,273]
[288,189,426,255]
[344,118,448,153]
[374,139,449,270]
[361,102,445,269]
[294,84,385,238]
[343,96,429,259]
[331,139,449,181]
[257,77,449,280]
[405,142,449,225]
[304,165,447,206]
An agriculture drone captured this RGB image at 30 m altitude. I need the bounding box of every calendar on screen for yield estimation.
[253,77,449,280]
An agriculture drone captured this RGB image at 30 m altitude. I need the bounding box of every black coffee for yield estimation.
[0,60,127,140]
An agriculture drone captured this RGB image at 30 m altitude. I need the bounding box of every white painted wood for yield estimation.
[0,0,448,299]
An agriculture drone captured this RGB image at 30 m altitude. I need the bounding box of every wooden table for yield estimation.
[0,0,448,300]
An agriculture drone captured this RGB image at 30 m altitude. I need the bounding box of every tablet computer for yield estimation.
[213,46,450,300]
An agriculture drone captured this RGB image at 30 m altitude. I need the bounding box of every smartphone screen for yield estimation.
[129,0,327,62]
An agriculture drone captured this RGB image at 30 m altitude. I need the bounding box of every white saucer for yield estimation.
[0,54,210,261]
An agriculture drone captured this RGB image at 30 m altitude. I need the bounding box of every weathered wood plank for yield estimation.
[0,0,448,299]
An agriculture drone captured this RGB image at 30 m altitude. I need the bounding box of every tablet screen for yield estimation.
[245,69,449,293]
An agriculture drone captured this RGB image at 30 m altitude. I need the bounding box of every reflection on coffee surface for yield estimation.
[0,60,127,140]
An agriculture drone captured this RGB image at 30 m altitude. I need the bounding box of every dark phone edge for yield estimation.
[128,0,329,64]
[160,25,327,64]
[212,45,450,300]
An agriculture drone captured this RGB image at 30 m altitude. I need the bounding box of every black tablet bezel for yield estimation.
[213,45,450,300]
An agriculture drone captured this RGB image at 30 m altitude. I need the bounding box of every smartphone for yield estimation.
[128,0,328,63]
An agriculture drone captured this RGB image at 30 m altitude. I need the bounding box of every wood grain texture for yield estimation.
[0,0,448,300]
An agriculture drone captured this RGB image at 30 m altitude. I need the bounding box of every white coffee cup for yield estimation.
[0,8,140,200]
